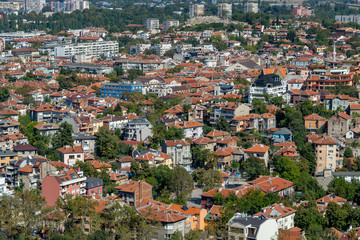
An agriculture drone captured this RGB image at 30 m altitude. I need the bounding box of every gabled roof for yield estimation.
[244,144,269,153]
[56,145,84,154]
[303,113,326,121]
[249,176,294,193]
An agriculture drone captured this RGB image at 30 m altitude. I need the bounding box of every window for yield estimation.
[308,123,311,128]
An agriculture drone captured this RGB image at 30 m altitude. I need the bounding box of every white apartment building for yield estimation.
[254,203,297,230]
[54,41,119,61]
[244,2,258,13]
[144,18,159,30]
[248,74,287,103]
[0,177,12,196]
[218,3,232,19]
[189,4,204,18]
[164,19,180,31]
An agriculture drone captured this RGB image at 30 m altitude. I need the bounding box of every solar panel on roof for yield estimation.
[69,173,78,179]
[182,205,188,211]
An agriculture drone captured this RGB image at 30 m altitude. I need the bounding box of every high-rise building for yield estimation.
[244,2,258,13]
[144,18,160,30]
[189,4,205,18]
[163,19,180,31]
[218,3,232,19]
[25,0,44,13]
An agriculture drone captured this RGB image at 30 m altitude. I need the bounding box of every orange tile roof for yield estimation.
[244,144,269,153]
[249,176,294,193]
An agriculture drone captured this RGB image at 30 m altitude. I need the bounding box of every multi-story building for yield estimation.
[249,176,295,198]
[164,20,180,31]
[115,180,152,208]
[56,145,85,166]
[218,3,232,19]
[311,135,341,176]
[244,2,258,13]
[162,140,191,170]
[304,113,326,132]
[42,169,87,206]
[335,15,360,24]
[51,0,90,12]
[324,95,354,111]
[54,41,119,61]
[0,119,20,135]
[115,58,164,72]
[0,177,12,196]
[254,203,297,230]
[244,144,270,166]
[0,150,18,170]
[209,102,250,125]
[189,4,204,18]
[30,104,53,123]
[248,74,287,104]
[34,122,59,137]
[84,177,103,196]
[137,200,187,240]
[72,133,97,154]
[123,117,153,142]
[292,6,312,18]
[227,213,279,240]
[171,121,204,139]
[100,81,143,99]
[327,112,351,137]
[144,18,159,30]
[25,0,43,13]
[304,68,353,91]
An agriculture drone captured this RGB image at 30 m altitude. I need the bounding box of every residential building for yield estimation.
[115,180,153,208]
[304,68,353,91]
[218,3,232,19]
[164,20,179,31]
[324,95,354,111]
[72,133,97,154]
[100,81,143,99]
[30,104,53,123]
[56,145,85,166]
[162,140,191,170]
[205,129,231,141]
[137,200,187,240]
[168,204,208,231]
[327,112,351,137]
[13,143,37,158]
[0,119,20,135]
[55,41,119,61]
[244,2,258,13]
[201,185,256,209]
[0,177,12,196]
[144,18,159,30]
[312,136,341,176]
[34,122,59,137]
[249,176,295,197]
[335,15,360,24]
[115,58,164,72]
[244,144,270,166]
[254,203,297,230]
[123,117,153,142]
[171,121,204,139]
[84,177,103,196]
[135,151,173,168]
[271,128,293,143]
[41,169,87,206]
[316,194,347,213]
[188,104,207,122]
[210,102,250,125]
[349,103,360,116]
[189,4,204,18]
[227,213,279,240]
[248,74,287,104]
[332,171,360,182]
[0,150,18,169]
[292,6,312,18]
[304,113,326,131]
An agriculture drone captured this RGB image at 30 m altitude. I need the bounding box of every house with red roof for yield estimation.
[162,140,191,170]
[316,194,347,213]
[249,176,295,197]
[254,203,297,229]
[303,113,327,131]
[244,144,270,166]
[200,185,256,209]
[115,180,152,208]
[170,121,204,139]
[56,145,84,166]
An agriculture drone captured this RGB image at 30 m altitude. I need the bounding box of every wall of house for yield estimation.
[42,176,60,206]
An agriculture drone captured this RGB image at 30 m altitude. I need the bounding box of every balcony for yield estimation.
[80,189,86,194]
[80,183,86,188]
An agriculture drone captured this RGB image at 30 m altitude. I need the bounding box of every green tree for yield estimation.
[0,87,9,102]
[239,156,269,181]
[128,69,144,80]
[170,166,193,202]
[326,202,350,231]
[252,99,267,114]
[96,127,119,160]
[344,147,354,158]
[52,122,74,149]
[192,168,222,191]
[215,116,231,132]
[295,201,326,231]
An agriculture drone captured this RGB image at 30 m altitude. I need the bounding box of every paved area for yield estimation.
[316,176,333,191]
[187,188,203,207]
